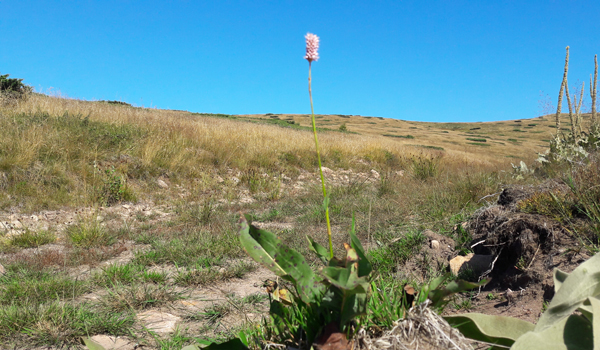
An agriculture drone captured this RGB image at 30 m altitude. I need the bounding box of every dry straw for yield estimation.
[353,301,473,350]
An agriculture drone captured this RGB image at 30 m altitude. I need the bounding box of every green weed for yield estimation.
[8,229,55,248]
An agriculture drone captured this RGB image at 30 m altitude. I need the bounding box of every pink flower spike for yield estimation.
[304,33,320,62]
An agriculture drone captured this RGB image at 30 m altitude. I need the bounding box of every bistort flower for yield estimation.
[304,33,320,62]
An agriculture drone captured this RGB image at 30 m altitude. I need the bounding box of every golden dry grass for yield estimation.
[6,94,532,172]
[0,92,557,211]
[240,112,590,163]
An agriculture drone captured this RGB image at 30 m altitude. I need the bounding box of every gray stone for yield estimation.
[449,253,495,276]
[89,335,136,350]
[157,179,169,189]
[137,310,180,333]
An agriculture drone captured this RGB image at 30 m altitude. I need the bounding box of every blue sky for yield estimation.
[1,1,599,122]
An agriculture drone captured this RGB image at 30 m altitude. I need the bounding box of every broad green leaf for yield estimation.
[444,313,534,348]
[579,298,594,322]
[321,263,369,327]
[512,314,593,350]
[345,245,359,264]
[238,330,249,347]
[428,274,448,291]
[428,278,486,308]
[535,252,600,332]
[340,284,369,326]
[590,296,600,350]
[348,215,372,277]
[82,338,108,350]
[321,264,367,292]
[307,236,329,265]
[238,215,322,303]
[553,268,569,293]
[181,345,201,350]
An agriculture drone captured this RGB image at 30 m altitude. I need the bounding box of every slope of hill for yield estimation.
[0,94,597,349]
[237,112,584,162]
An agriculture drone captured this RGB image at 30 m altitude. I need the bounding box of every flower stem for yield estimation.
[308,62,334,259]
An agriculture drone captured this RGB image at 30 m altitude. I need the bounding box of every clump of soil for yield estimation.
[449,184,592,322]
[470,185,588,289]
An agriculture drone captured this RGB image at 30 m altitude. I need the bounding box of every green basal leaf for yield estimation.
[444,313,534,348]
[535,252,600,332]
[340,285,369,327]
[590,296,600,350]
[428,278,486,308]
[82,338,108,350]
[348,214,372,277]
[512,314,593,350]
[321,262,369,327]
[307,236,329,265]
[238,215,322,303]
[321,263,367,292]
[181,345,201,350]
[553,268,569,293]
[427,273,448,291]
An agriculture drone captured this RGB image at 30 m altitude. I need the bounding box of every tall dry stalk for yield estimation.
[574,82,584,138]
[591,55,598,129]
[556,46,570,133]
[564,77,576,138]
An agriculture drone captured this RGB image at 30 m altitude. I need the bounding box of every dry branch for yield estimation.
[556,46,570,133]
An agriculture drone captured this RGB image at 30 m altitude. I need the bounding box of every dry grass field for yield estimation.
[238,112,584,163]
[0,93,598,349]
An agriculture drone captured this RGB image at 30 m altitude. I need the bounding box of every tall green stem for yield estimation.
[308,62,334,259]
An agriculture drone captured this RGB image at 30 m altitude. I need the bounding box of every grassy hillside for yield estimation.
[238,112,587,162]
[0,93,532,211]
[0,94,597,349]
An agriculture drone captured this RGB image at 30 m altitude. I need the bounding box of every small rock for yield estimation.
[29,215,39,222]
[370,169,380,179]
[450,254,473,275]
[231,176,240,185]
[430,240,440,250]
[175,300,204,311]
[122,204,131,209]
[0,263,5,276]
[157,179,169,189]
[137,310,180,333]
[215,175,224,183]
[321,167,334,176]
[89,335,136,350]
[449,253,495,276]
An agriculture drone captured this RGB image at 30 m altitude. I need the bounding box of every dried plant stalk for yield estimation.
[575,81,584,138]
[556,46,570,133]
[592,55,598,128]
[565,77,576,137]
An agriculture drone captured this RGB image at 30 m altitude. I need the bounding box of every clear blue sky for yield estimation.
[1,1,599,122]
